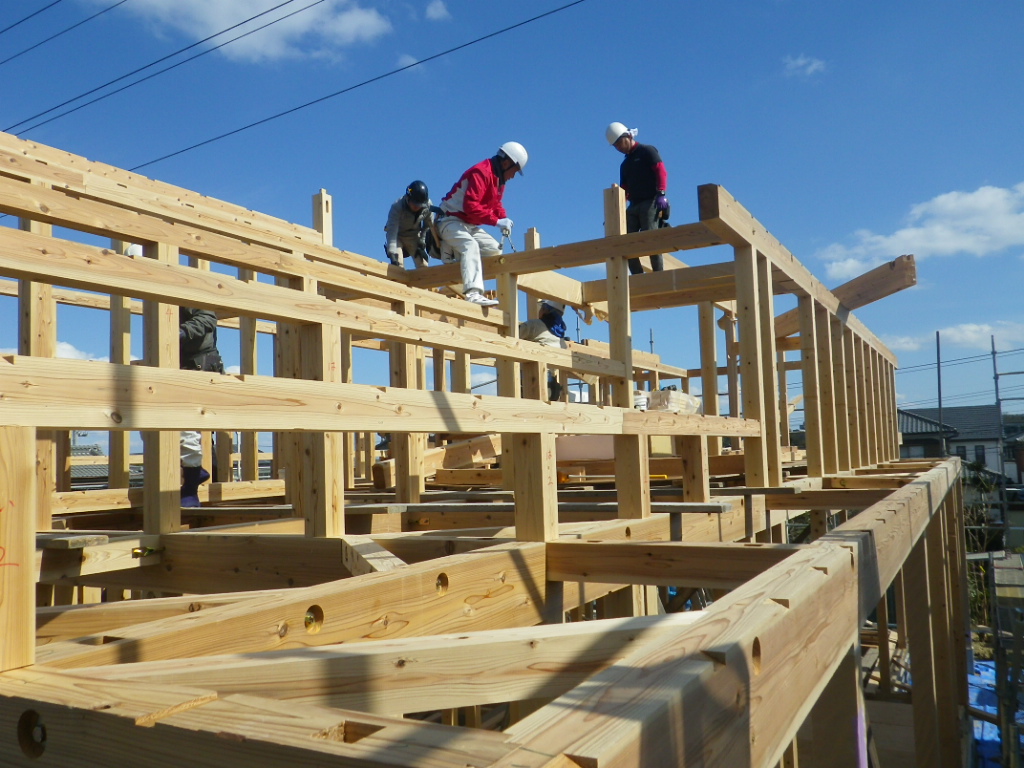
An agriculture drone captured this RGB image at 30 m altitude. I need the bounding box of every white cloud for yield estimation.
[397,53,421,70]
[425,1,451,21]
[882,335,924,353]
[57,342,109,361]
[1,343,108,360]
[119,0,392,63]
[783,54,825,78]
[884,321,1024,354]
[818,182,1024,280]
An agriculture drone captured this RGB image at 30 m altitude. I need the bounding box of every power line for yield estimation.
[17,0,331,134]
[896,346,1024,374]
[129,0,593,171]
[5,0,306,132]
[0,0,66,38]
[0,0,130,70]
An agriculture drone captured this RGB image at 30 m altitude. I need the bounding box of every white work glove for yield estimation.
[496,217,513,236]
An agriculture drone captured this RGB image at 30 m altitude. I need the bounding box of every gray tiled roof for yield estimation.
[901,405,1001,441]
[898,409,957,437]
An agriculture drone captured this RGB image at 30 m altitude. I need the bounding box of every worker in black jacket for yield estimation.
[179,307,224,507]
[606,121,670,275]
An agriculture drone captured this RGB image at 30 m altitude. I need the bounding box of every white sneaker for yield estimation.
[465,291,498,306]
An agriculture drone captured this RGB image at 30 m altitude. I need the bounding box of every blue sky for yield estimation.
[3,0,1024,429]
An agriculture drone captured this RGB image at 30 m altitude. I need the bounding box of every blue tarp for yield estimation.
[969,660,1023,766]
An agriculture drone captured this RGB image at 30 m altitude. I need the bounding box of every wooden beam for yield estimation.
[774,255,917,338]
[546,541,801,587]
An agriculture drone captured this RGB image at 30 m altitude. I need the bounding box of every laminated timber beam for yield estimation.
[0,228,616,376]
[0,667,518,768]
[0,355,759,437]
[546,541,802,588]
[72,613,706,715]
[33,541,548,669]
[402,221,726,289]
[773,254,917,338]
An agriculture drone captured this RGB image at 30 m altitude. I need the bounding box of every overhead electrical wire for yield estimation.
[4,0,307,132]
[15,0,332,134]
[0,0,131,70]
[129,0,592,171]
[0,0,66,38]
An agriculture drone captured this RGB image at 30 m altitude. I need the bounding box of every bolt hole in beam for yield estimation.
[18,710,46,759]
[752,637,762,676]
[436,572,449,596]
[304,604,325,634]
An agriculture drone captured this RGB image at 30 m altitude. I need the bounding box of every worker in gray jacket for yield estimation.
[384,180,436,268]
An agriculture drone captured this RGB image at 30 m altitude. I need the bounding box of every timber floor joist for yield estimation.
[0,131,966,767]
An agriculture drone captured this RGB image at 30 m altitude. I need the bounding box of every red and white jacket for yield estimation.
[440,158,506,226]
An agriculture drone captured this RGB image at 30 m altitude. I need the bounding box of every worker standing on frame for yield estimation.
[435,141,528,306]
[606,121,669,274]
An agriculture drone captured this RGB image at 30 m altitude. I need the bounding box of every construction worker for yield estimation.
[606,121,669,275]
[519,298,567,401]
[178,306,225,507]
[384,180,436,269]
[436,141,528,306]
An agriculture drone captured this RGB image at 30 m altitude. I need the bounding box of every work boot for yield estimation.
[180,466,210,508]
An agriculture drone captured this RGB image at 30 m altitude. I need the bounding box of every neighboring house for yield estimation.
[897,410,957,459]
[900,405,1018,480]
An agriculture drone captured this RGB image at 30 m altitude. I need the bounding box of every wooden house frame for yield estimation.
[0,131,968,767]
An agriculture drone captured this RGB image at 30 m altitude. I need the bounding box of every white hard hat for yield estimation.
[125,244,143,257]
[606,121,631,145]
[540,299,565,314]
[498,141,528,174]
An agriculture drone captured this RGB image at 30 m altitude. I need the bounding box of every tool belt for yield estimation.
[181,351,224,374]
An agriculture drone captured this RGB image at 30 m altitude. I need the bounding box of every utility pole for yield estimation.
[937,331,945,456]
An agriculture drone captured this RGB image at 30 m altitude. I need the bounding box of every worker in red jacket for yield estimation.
[436,141,528,306]
[607,121,669,275]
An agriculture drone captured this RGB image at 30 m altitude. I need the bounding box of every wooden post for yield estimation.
[604,186,650,521]
[905,532,941,767]
[815,303,838,475]
[142,242,181,534]
[298,322,345,537]
[18,200,58,532]
[313,188,333,247]
[856,337,873,467]
[799,641,867,767]
[830,316,851,473]
[799,296,823,477]
[925,505,961,766]
[0,427,35,671]
[755,251,781,486]
[843,327,862,469]
[238,268,260,482]
[679,436,710,503]
[699,302,723,457]
[391,302,424,503]
[108,240,134,489]
[497,234,522,491]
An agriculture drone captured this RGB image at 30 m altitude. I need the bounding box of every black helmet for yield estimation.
[405,180,429,205]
